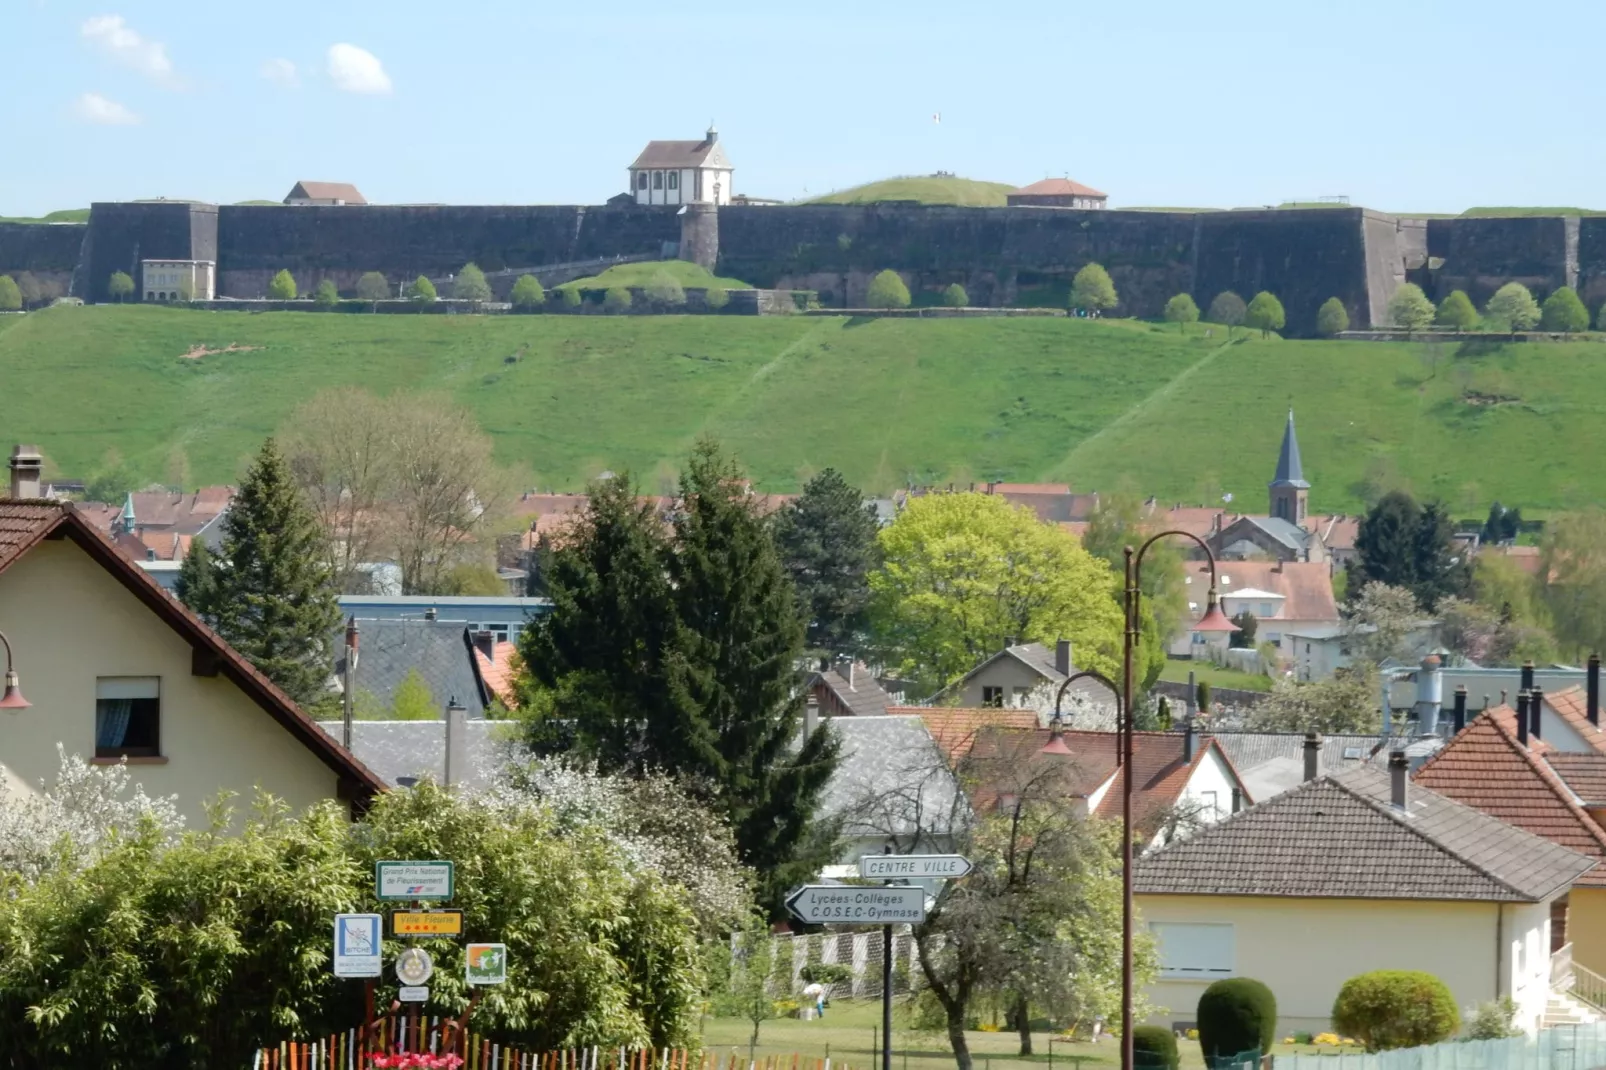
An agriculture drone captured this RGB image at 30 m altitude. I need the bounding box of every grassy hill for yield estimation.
[1,306,1604,514]
[805,176,1016,207]
[0,209,90,224]
[557,260,751,291]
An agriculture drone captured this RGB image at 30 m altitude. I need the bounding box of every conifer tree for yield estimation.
[773,468,882,656]
[186,439,341,706]
[175,539,221,627]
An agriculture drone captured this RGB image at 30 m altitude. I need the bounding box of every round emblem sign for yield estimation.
[395,947,434,986]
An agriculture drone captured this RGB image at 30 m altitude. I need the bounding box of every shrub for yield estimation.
[0,276,19,312]
[1462,997,1519,1041]
[267,269,297,301]
[313,280,339,309]
[798,962,853,988]
[1245,291,1286,336]
[1331,970,1459,1052]
[1133,1025,1179,1070]
[1197,977,1277,1058]
[510,275,545,311]
[1316,297,1349,336]
[942,283,969,308]
[604,286,633,313]
[704,285,729,311]
[1435,290,1477,331]
[1196,680,1212,713]
[866,270,911,310]
[645,271,686,309]
[561,286,583,309]
[1164,293,1200,330]
[1540,286,1589,333]
[407,276,437,304]
[356,272,390,302]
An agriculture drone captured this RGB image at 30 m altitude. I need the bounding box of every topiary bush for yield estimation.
[1331,970,1459,1052]
[1132,1025,1179,1070]
[941,283,968,308]
[1197,977,1277,1058]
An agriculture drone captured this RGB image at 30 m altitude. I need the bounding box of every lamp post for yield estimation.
[0,630,29,709]
[1043,534,1235,1070]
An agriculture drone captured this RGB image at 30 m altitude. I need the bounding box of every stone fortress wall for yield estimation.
[0,198,1597,336]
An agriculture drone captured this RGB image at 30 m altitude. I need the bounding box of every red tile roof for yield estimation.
[0,500,386,801]
[895,706,1040,763]
[1413,708,1606,886]
[1543,687,1606,754]
[1186,560,1338,622]
[473,641,521,709]
[1012,178,1108,199]
[1546,754,1606,806]
[286,181,367,205]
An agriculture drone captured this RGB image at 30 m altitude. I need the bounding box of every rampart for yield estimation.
[81,202,217,304]
[1425,216,1573,305]
[0,222,88,296]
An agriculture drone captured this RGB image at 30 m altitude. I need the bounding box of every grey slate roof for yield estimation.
[335,620,490,718]
[1243,516,1311,551]
[817,715,964,840]
[1135,765,1595,902]
[1271,409,1309,488]
[810,665,892,717]
[934,642,1113,707]
[629,135,733,171]
[1211,731,1443,802]
[316,719,518,792]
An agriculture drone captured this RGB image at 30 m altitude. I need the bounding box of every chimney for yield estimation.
[1389,751,1409,811]
[1231,788,1242,814]
[472,630,495,661]
[1521,660,1535,693]
[1186,670,1197,718]
[804,697,819,740]
[443,696,467,787]
[1414,655,1442,738]
[1452,686,1468,734]
[425,606,438,623]
[1055,639,1072,677]
[844,660,855,689]
[1517,691,1530,746]
[1003,635,1017,650]
[1530,685,1544,740]
[8,445,42,500]
[1303,732,1322,782]
[1183,717,1196,763]
[1589,653,1600,727]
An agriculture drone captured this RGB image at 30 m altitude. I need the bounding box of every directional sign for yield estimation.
[376,860,455,901]
[393,910,464,937]
[333,913,383,977]
[398,986,429,1003]
[859,854,972,880]
[786,885,927,925]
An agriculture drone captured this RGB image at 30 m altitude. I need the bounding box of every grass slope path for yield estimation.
[1,307,1604,512]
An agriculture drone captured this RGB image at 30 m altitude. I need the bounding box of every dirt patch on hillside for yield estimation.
[1464,390,1520,407]
[180,343,264,360]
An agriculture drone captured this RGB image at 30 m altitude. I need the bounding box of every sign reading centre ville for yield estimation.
[859,854,972,880]
[375,861,455,901]
[786,886,927,925]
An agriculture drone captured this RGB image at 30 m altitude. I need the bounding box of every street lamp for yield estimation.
[1042,536,1235,1070]
[0,630,29,709]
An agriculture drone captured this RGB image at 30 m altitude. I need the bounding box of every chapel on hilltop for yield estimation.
[627,126,734,207]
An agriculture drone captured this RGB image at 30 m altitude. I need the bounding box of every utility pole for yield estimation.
[342,616,359,750]
[882,845,893,1070]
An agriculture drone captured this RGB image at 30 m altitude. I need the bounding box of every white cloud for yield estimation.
[74,92,141,126]
[326,44,392,95]
[81,15,178,88]
[260,58,299,88]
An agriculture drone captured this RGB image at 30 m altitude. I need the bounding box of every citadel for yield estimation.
[2,128,1599,336]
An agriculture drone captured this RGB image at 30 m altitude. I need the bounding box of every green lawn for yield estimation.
[1158,660,1274,693]
[559,260,752,292]
[806,177,1016,208]
[4,306,1606,514]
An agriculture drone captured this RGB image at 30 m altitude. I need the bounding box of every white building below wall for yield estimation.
[141,259,215,302]
[627,126,734,206]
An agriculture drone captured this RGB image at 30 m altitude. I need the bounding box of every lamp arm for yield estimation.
[1053,669,1123,720]
[0,630,13,674]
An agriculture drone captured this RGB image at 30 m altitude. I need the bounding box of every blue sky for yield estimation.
[4,0,1603,217]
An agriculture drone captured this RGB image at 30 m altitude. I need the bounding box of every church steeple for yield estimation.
[1268,409,1309,523]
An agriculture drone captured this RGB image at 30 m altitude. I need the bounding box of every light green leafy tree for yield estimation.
[942,282,969,308]
[266,269,297,300]
[108,271,135,303]
[604,286,633,313]
[356,272,391,302]
[1080,488,1187,692]
[1069,262,1118,312]
[313,279,339,309]
[510,274,545,310]
[1387,283,1435,333]
[1435,290,1478,331]
[1316,297,1349,336]
[1540,286,1589,333]
[0,276,19,312]
[709,915,788,1058]
[407,275,437,303]
[1485,282,1540,331]
[452,262,492,304]
[1163,293,1199,331]
[645,271,686,309]
[704,284,729,311]
[389,667,439,719]
[1541,509,1606,659]
[1244,291,1286,337]
[866,269,911,309]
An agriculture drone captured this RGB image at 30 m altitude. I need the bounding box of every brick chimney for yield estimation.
[8,445,42,499]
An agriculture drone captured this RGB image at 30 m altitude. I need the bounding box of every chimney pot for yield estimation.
[1183,717,1197,763]
[1452,685,1467,734]
[472,630,495,661]
[1531,686,1544,739]
[1521,661,1536,693]
[1231,787,1242,814]
[1517,692,1530,746]
[1303,731,1322,782]
[1589,654,1600,727]
[804,698,819,740]
[1414,654,1443,738]
[8,444,43,500]
[1389,751,1409,810]
[444,696,468,787]
[1055,639,1072,677]
[1004,636,1017,650]
[425,606,438,623]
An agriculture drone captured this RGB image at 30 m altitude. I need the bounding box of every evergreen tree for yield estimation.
[1482,501,1522,545]
[773,468,882,656]
[175,539,221,626]
[1349,490,1469,610]
[1316,296,1349,336]
[1413,500,1472,610]
[188,439,341,706]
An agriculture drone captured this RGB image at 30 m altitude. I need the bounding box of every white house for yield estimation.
[627,127,733,207]
[141,259,215,302]
[1174,561,1339,659]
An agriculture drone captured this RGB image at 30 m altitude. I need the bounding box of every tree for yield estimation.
[15,271,41,309]
[866,269,911,310]
[437,562,507,596]
[452,262,491,304]
[108,271,135,303]
[182,439,342,706]
[1244,291,1285,337]
[312,279,338,309]
[1598,302,1606,331]
[520,441,841,914]
[389,667,439,719]
[510,274,545,311]
[1197,978,1277,1059]
[407,275,437,303]
[1481,501,1522,545]
[1242,671,1380,734]
[85,453,143,503]
[942,282,969,308]
[1163,293,1200,331]
[603,286,633,313]
[174,539,221,621]
[0,275,19,312]
[1315,297,1349,336]
[1343,582,1423,667]
[1080,489,1187,691]
[266,269,297,301]
[355,271,390,302]
[1229,610,1257,648]
[711,916,786,1059]
[772,468,882,657]
[1540,509,1606,659]
[1207,291,1247,336]
[644,271,686,309]
[1485,282,1540,331]
[561,286,583,309]
[1435,289,1478,331]
[1069,262,1118,313]
[1541,286,1589,333]
[1386,283,1434,333]
[869,493,1124,695]
[1349,491,1468,611]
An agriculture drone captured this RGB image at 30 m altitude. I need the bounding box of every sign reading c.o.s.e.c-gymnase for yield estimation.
[375,860,455,901]
[786,885,926,925]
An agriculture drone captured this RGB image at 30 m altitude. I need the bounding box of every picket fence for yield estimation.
[1273,1023,1606,1070]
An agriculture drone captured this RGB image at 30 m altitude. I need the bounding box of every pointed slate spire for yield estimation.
[120,491,137,533]
[1270,409,1310,489]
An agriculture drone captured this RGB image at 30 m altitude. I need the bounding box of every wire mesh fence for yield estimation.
[1273,1024,1606,1070]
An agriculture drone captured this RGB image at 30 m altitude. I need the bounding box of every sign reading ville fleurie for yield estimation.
[786,886,927,924]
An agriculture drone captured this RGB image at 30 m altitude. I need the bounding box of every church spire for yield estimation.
[1268,410,1310,522]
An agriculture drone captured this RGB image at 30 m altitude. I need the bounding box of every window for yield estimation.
[96,677,160,759]
[1259,602,1275,617]
[637,172,648,190]
[652,171,664,189]
[468,622,510,643]
[667,171,679,190]
[982,686,1004,708]
[1150,922,1234,978]
[1199,790,1219,816]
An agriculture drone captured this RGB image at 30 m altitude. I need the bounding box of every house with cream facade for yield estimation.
[627,127,733,206]
[141,259,215,302]
[1136,758,1593,1036]
[0,447,383,825]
